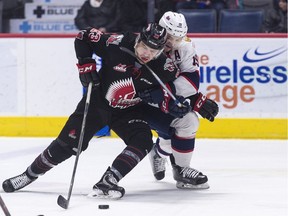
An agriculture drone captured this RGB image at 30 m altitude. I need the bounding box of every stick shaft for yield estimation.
[0,195,11,216]
[57,82,93,209]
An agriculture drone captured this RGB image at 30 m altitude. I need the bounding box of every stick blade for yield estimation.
[57,195,69,209]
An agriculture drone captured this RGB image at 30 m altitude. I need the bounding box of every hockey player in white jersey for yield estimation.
[139,11,218,189]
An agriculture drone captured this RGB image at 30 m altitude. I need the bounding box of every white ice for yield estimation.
[0,137,287,216]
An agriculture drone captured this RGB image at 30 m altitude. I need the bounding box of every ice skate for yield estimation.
[172,165,209,189]
[88,167,125,199]
[2,171,37,193]
[149,143,167,180]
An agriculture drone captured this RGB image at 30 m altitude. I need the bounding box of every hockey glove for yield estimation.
[167,96,192,118]
[192,92,219,122]
[138,82,176,104]
[77,58,100,88]
[159,89,191,118]
[138,87,164,104]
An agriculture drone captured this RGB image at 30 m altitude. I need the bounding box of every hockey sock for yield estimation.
[27,139,74,178]
[111,146,146,181]
[171,135,195,167]
[155,137,172,158]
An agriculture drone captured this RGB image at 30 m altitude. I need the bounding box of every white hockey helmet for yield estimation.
[159,11,188,38]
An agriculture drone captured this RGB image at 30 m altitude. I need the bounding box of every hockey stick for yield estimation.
[119,46,183,107]
[0,195,11,216]
[57,82,93,209]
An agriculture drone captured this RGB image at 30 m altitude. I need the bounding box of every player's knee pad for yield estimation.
[170,111,199,138]
[45,139,76,164]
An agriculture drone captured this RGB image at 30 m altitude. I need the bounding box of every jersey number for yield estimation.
[193,55,199,67]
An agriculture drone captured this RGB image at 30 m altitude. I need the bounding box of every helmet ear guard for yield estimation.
[159,11,188,37]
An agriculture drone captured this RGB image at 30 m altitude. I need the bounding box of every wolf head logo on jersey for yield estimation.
[106,78,141,109]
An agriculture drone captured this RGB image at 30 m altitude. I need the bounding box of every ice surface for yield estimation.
[0,137,287,216]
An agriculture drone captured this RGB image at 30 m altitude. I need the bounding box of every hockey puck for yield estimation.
[98,204,109,209]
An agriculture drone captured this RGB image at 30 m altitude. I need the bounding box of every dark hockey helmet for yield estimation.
[139,23,167,50]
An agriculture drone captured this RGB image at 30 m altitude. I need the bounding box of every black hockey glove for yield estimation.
[138,87,164,104]
[77,58,100,88]
[192,92,219,122]
[167,96,192,118]
[138,82,176,104]
[159,92,191,118]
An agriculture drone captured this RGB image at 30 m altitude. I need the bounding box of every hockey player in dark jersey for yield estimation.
[89,14,218,199]
[2,23,191,198]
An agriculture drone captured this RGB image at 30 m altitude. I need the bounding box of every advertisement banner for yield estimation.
[9,19,79,34]
[25,3,81,20]
[193,37,287,118]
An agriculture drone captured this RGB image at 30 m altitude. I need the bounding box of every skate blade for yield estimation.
[87,189,122,199]
[176,182,210,190]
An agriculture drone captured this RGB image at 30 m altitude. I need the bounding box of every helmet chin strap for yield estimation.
[153,48,164,60]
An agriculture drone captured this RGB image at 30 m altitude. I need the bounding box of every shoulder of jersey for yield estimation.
[182,36,195,47]
[176,36,196,54]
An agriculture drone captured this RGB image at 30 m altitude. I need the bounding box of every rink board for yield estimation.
[0,117,286,139]
[0,33,287,139]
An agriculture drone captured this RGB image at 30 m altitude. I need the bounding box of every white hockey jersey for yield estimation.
[166,36,200,98]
